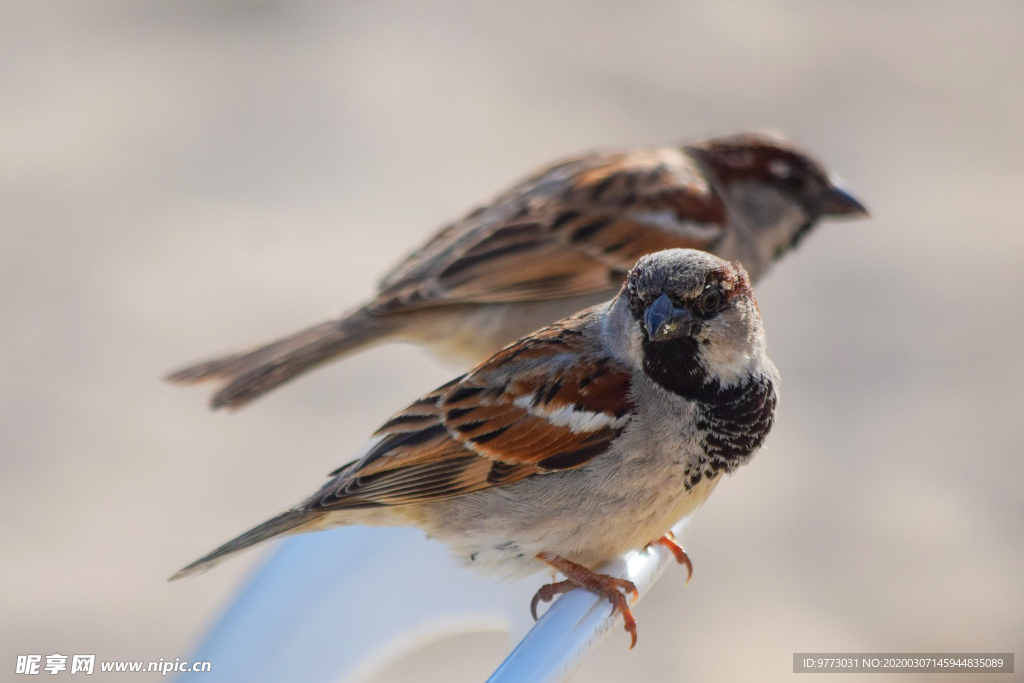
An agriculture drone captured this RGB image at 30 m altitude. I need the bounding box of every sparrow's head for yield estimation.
[685,132,868,265]
[623,248,768,396]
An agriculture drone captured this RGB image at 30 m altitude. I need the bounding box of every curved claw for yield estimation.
[652,533,693,585]
[622,604,638,650]
[529,591,542,622]
[530,580,575,621]
[604,588,638,649]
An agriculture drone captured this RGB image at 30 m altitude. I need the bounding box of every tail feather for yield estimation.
[165,307,396,410]
[169,509,323,581]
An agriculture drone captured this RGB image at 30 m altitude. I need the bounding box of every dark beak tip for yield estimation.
[821,186,869,218]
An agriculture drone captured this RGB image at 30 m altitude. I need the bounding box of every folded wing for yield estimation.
[304,318,634,511]
[371,149,726,311]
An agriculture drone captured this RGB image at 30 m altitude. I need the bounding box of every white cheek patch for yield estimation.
[696,309,762,387]
[513,395,630,433]
[701,348,755,387]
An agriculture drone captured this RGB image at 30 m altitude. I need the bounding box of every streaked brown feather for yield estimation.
[301,316,634,511]
[370,149,725,312]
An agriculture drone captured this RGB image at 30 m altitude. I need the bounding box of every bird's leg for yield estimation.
[532,552,640,649]
[648,531,693,585]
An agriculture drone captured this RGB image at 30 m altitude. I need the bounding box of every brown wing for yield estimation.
[303,317,634,511]
[369,148,726,312]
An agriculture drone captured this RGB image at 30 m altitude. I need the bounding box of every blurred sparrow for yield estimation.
[167,131,851,410]
[172,248,780,648]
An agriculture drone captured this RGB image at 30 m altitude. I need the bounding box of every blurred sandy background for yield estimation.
[2,1,1023,681]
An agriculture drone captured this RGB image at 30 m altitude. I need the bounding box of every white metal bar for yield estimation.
[177,522,688,683]
[177,526,543,683]
[484,520,686,683]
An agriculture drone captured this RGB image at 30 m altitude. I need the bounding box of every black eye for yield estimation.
[769,159,805,192]
[697,287,723,315]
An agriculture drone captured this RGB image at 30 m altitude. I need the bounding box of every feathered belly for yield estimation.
[393,471,722,580]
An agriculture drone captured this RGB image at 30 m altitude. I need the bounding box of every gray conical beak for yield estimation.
[644,294,698,342]
[819,182,869,218]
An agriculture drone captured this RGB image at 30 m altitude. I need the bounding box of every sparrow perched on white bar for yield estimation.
[171,248,780,648]
[166,131,863,410]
